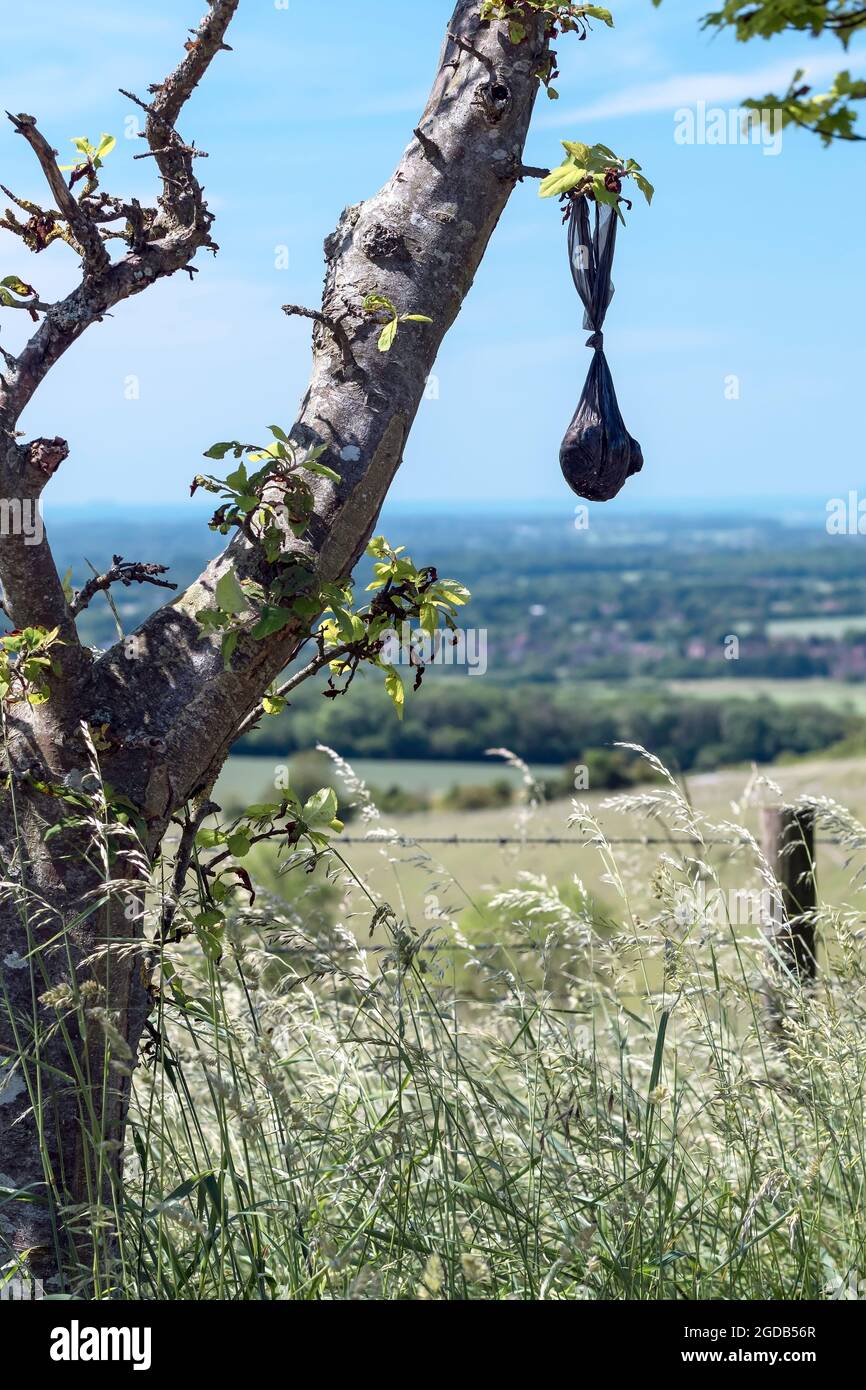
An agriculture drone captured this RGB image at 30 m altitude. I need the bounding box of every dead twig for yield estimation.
[235,641,353,742]
[70,556,177,617]
[283,303,358,372]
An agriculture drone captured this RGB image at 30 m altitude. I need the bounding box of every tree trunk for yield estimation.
[0,707,153,1286]
[0,0,551,1285]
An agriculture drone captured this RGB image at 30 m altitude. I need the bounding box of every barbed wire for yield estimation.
[337,834,842,847]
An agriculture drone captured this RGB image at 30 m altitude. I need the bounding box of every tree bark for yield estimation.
[89,2,552,815]
[0,771,148,1284]
[0,0,551,1283]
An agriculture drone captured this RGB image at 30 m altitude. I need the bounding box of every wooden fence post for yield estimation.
[759,806,817,1027]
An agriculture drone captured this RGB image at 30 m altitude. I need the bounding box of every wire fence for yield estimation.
[336,834,843,847]
[262,818,846,970]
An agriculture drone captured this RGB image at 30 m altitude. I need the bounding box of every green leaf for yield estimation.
[302,786,338,827]
[196,608,228,632]
[195,828,225,849]
[329,605,360,643]
[194,914,225,962]
[384,666,405,720]
[633,172,654,206]
[649,1010,670,1095]
[195,909,224,929]
[215,568,249,616]
[300,457,342,483]
[592,173,620,208]
[226,831,251,858]
[224,463,248,491]
[436,581,470,607]
[251,606,294,640]
[204,442,237,460]
[363,292,396,317]
[268,424,290,442]
[539,161,587,199]
[0,275,35,297]
[582,5,614,26]
[262,693,286,716]
[366,535,390,560]
[221,630,238,670]
[377,317,399,353]
[401,314,433,324]
[291,595,322,623]
[245,802,281,819]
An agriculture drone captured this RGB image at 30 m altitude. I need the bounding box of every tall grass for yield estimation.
[113,752,866,1300]
[4,743,866,1299]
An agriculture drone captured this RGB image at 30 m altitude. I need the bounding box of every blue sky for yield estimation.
[0,0,863,512]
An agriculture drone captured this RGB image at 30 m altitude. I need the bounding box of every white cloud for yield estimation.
[536,52,859,126]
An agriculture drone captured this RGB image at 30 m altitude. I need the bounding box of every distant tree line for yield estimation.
[240,676,857,784]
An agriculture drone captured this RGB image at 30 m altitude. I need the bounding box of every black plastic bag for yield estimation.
[559,197,643,502]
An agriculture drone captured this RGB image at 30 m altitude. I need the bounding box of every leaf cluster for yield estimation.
[0,625,62,706]
[479,2,613,97]
[652,1,866,141]
[539,141,653,220]
[361,294,433,353]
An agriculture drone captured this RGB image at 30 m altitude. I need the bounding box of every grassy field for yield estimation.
[237,749,866,942]
[766,616,866,639]
[215,754,561,805]
[119,744,866,1300]
[666,676,866,711]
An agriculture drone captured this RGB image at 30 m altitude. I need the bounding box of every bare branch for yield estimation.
[282,303,358,373]
[151,13,235,130]
[137,0,237,228]
[0,1,239,652]
[413,125,444,163]
[6,112,110,271]
[0,293,53,317]
[160,797,220,942]
[70,556,177,617]
[0,186,68,253]
[512,163,550,181]
[133,142,207,162]
[0,0,239,427]
[235,642,353,743]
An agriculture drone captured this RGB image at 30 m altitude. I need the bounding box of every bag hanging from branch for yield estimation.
[559,196,643,502]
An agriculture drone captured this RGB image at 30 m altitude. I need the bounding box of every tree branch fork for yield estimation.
[2,0,550,806]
